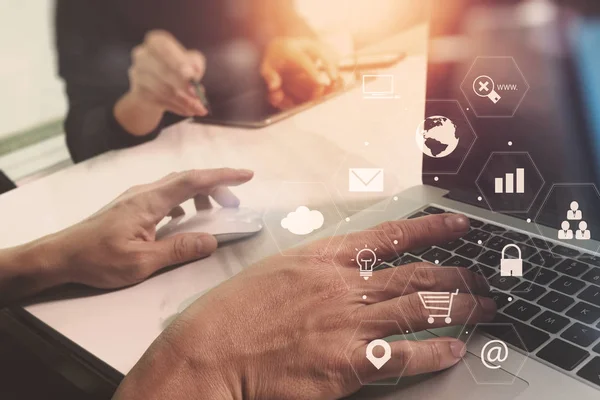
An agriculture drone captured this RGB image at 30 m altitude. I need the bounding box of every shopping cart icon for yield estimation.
[418,289,460,324]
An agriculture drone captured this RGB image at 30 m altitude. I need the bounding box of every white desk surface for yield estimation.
[0,29,427,375]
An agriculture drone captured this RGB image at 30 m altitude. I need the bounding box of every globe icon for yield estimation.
[416,116,459,158]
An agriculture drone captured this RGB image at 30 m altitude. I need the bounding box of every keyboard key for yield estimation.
[555,259,589,277]
[521,261,536,273]
[445,255,472,268]
[485,314,549,352]
[508,243,537,260]
[594,342,600,354]
[407,212,428,219]
[537,339,589,371]
[481,224,506,234]
[552,245,581,258]
[393,255,421,266]
[537,291,576,312]
[527,237,553,250]
[529,251,563,268]
[577,357,600,387]
[566,302,600,325]
[490,291,514,309]
[578,285,600,307]
[490,274,521,291]
[464,229,492,244]
[477,250,502,267]
[455,243,484,259]
[581,267,600,285]
[561,323,600,347]
[485,235,513,251]
[511,282,546,301]
[439,239,464,251]
[531,311,571,334]
[503,231,529,242]
[470,264,496,278]
[524,267,558,285]
[579,253,600,267]
[550,276,586,295]
[409,247,430,256]
[421,248,452,264]
[468,217,484,228]
[505,299,541,321]
[424,206,445,214]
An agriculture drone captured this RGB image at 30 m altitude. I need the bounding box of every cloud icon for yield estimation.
[281,206,324,236]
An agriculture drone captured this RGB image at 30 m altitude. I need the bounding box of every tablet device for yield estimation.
[193,71,360,129]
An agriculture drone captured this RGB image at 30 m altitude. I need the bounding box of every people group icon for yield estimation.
[558,201,590,241]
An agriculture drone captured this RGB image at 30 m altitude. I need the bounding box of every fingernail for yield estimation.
[450,341,467,359]
[480,297,497,315]
[237,169,254,177]
[444,214,470,233]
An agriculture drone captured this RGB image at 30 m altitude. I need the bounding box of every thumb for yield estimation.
[354,338,466,383]
[153,233,218,268]
[261,62,282,91]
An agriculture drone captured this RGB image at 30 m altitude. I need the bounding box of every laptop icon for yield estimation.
[362,74,399,99]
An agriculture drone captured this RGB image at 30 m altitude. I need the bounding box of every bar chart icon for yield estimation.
[495,168,525,194]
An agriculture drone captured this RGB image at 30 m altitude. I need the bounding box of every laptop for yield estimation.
[344,1,600,398]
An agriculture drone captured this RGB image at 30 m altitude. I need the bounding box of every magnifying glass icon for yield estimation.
[473,75,502,104]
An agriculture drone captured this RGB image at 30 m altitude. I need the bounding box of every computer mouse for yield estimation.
[156,207,263,244]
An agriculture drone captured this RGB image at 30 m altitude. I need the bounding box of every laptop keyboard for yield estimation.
[393,205,600,389]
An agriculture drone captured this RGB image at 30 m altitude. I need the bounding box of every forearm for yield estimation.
[113,91,165,136]
[0,234,68,307]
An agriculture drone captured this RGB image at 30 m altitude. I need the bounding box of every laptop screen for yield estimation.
[424,0,600,239]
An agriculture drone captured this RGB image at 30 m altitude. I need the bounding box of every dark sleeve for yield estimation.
[55,0,180,163]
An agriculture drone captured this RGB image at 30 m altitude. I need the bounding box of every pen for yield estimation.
[191,80,212,115]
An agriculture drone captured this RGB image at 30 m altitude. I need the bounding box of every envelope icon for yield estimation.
[349,168,384,192]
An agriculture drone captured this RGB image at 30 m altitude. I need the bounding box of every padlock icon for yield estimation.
[500,244,523,277]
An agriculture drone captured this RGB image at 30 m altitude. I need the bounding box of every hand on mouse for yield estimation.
[114,213,495,400]
[28,168,254,292]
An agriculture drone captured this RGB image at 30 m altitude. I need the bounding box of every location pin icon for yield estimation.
[366,339,392,370]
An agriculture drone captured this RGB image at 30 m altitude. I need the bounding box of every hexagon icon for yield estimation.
[534,183,600,255]
[459,323,529,385]
[461,56,530,118]
[396,266,479,339]
[469,234,546,296]
[332,229,400,292]
[476,152,544,213]
[330,141,404,213]
[345,320,414,386]
[262,181,343,257]
[420,100,477,175]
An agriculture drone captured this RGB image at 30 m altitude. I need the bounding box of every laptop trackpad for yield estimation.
[348,352,528,399]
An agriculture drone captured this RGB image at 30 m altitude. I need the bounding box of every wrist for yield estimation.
[114,91,165,136]
[114,325,238,400]
[0,233,70,305]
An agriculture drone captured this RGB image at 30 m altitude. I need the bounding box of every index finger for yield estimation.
[149,168,254,217]
[303,42,339,81]
[288,47,330,87]
[331,214,470,264]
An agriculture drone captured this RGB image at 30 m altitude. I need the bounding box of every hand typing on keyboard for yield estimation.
[114,213,496,400]
[408,206,600,388]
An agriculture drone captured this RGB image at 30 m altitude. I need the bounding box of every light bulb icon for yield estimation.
[352,245,382,280]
